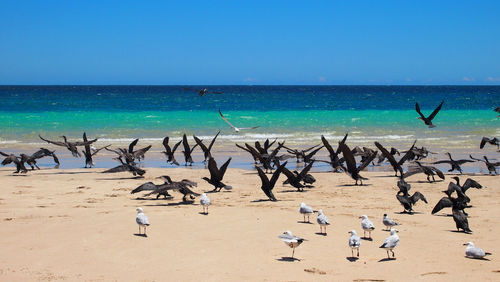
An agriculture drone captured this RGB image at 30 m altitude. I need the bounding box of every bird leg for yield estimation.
[292,247,295,259]
[357,248,359,257]
[351,249,354,257]
[391,250,395,258]
[386,250,390,259]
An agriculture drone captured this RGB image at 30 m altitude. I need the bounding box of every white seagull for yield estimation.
[348,230,361,257]
[218,109,259,132]
[382,214,400,231]
[299,202,314,223]
[360,215,375,239]
[380,228,399,259]
[136,207,150,236]
[316,210,330,234]
[200,193,211,214]
[464,242,492,259]
[278,230,305,260]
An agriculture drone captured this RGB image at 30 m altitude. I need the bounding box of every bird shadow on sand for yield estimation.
[144,201,194,207]
[198,212,209,215]
[433,213,453,217]
[346,257,359,262]
[315,232,327,236]
[204,190,232,194]
[378,257,397,262]
[465,256,490,261]
[448,230,472,234]
[250,199,293,203]
[361,237,373,241]
[8,174,29,177]
[133,233,147,238]
[37,171,95,175]
[97,176,145,180]
[395,211,423,215]
[133,197,174,201]
[278,189,307,193]
[373,174,399,178]
[276,257,301,262]
[337,184,373,187]
[297,221,314,224]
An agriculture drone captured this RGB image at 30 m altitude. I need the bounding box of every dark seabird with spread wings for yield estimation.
[403,161,445,182]
[183,87,223,96]
[395,178,428,214]
[282,160,315,192]
[432,152,475,174]
[256,161,287,201]
[202,157,232,192]
[20,148,59,169]
[480,137,499,150]
[82,132,110,168]
[470,155,500,175]
[39,134,97,157]
[102,158,145,177]
[339,143,377,185]
[162,136,182,166]
[193,131,220,164]
[415,101,444,128]
[375,140,416,177]
[182,134,198,166]
[0,151,28,173]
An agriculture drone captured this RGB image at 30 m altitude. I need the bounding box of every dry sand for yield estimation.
[0,166,499,281]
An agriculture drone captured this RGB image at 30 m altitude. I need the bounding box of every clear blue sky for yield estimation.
[1,1,499,85]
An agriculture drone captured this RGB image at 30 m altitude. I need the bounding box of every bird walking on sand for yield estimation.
[380,228,399,259]
[360,215,375,239]
[136,207,150,236]
[316,210,330,235]
[278,230,305,260]
[348,230,361,257]
[415,100,444,128]
[464,242,492,259]
[299,202,314,223]
[200,193,211,214]
[382,214,400,231]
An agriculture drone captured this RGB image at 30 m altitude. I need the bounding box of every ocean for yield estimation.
[0,85,498,171]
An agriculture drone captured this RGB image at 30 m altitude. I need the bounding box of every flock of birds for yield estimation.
[1,100,499,262]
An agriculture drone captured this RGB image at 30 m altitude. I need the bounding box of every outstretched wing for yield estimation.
[131,182,157,194]
[269,161,287,188]
[162,136,171,153]
[357,150,378,172]
[39,135,66,147]
[410,191,428,204]
[428,100,444,121]
[415,102,426,119]
[128,139,139,153]
[208,131,220,151]
[193,135,208,153]
[339,143,357,174]
[219,157,232,179]
[375,141,401,174]
[431,197,453,214]
[462,178,482,192]
[218,109,236,130]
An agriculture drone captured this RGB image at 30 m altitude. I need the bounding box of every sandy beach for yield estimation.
[0,165,498,281]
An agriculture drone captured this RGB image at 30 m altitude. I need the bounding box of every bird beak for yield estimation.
[463,243,468,246]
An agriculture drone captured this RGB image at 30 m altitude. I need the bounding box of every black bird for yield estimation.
[403,161,445,182]
[432,152,475,174]
[282,160,315,192]
[480,137,499,150]
[495,106,500,117]
[105,147,135,165]
[183,87,223,96]
[284,144,322,163]
[320,133,348,172]
[193,131,220,164]
[256,161,287,201]
[127,138,152,162]
[142,176,199,201]
[470,155,500,175]
[432,184,469,215]
[415,101,444,128]
[0,151,28,173]
[453,208,472,233]
[339,143,377,185]
[235,143,258,164]
[376,147,400,164]
[375,140,416,177]
[20,148,60,169]
[182,134,199,166]
[81,132,110,168]
[102,158,145,176]
[39,134,97,157]
[395,178,428,214]
[162,137,182,166]
[245,142,284,173]
[131,176,174,198]
[402,146,435,161]
[202,157,232,192]
[442,176,482,204]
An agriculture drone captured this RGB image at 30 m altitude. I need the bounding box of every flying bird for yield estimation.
[182,134,198,166]
[183,87,223,96]
[162,136,182,166]
[470,155,500,175]
[479,137,499,150]
[218,109,259,132]
[82,132,109,168]
[340,143,377,185]
[39,134,97,157]
[415,100,444,128]
[193,131,220,164]
[432,152,475,174]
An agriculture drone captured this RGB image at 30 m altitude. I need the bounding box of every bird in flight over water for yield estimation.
[218,109,259,132]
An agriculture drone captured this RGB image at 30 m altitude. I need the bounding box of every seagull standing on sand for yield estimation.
[200,193,211,214]
[382,214,400,231]
[278,230,305,260]
[316,210,330,235]
[348,230,361,257]
[136,207,150,236]
[360,215,375,239]
[380,228,399,259]
[464,242,492,259]
[218,109,259,132]
[299,202,314,223]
